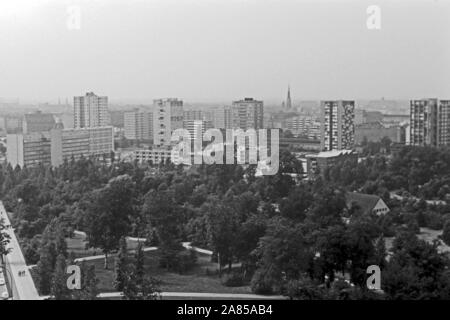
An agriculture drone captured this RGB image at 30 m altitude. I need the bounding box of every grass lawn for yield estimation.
[85,250,252,294]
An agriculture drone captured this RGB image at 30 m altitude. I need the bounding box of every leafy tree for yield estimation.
[0,217,11,265]
[135,242,145,282]
[122,264,161,300]
[114,236,129,291]
[51,254,70,300]
[204,197,239,273]
[73,262,99,300]
[85,175,136,269]
[36,241,57,295]
[383,231,450,299]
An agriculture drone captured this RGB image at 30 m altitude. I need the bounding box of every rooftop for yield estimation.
[345,192,382,214]
[305,149,355,158]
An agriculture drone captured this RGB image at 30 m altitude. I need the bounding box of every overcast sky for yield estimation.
[0,0,449,103]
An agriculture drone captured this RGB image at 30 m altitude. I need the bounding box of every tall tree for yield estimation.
[85,175,136,269]
[114,237,128,291]
[51,254,70,300]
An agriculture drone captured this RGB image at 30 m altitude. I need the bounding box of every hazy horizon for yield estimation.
[1,0,449,103]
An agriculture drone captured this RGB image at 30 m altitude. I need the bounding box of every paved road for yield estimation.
[0,201,40,300]
[74,247,158,262]
[97,291,286,300]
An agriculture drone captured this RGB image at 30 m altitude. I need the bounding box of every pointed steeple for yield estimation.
[286,85,292,110]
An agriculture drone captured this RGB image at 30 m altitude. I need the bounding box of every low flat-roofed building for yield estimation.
[133,146,179,165]
[305,149,357,178]
[280,137,321,152]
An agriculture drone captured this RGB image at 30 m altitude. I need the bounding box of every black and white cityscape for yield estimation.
[1,0,450,307]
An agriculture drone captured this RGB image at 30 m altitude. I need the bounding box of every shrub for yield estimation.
[250,270,274,295]
[174,249,197,274]
[285,278,326,300]
[222,272,245,287]
[424,211,444,230]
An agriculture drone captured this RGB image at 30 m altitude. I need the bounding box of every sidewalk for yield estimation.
[0,201,40,300]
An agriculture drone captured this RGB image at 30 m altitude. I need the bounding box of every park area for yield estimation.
[65,232,252,295]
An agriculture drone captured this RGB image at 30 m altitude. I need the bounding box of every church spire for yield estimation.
[286,85,292,110]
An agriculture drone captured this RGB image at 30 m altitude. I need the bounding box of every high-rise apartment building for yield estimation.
[286,116,321,139]
[183,119,213,140]
[211,106,233,129]
[74,92,109,128]
[153,98,184,146]
[438,100,450,146]
[320,100,355,151]
[231,98,264,130]
[410,99,450,147]
[124,108,153,141]
[183,110,203,121]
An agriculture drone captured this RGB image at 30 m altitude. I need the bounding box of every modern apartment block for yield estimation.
[409,99,450,147]
[123,108,153,141]
[286,116,321,139]
[7,127,114,168]
[183,110,203,121]
[23,111,56,134]
[50,126,114,166]
[211,106,233,129]
[153,98,184,146]
[183,119,213,140]
[320,100,355,151]
[74,92,109,128]
[231,98,264,130]
[439,100,450,146]
[6,132,51,167]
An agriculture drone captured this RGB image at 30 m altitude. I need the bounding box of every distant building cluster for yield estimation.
[3,88,450,174]
[6,92,114,168]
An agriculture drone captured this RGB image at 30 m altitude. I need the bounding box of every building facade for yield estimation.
[74,92,109,128]
[355,122,406,145]
[231,98,264,130]
[50,126,114,167]
[409,98,450,147]
[133,147,178,164]
[320,100,355,151]
[211,106,233,129]
[438,100,450,146]
[183,119,213,140]
[153,98,184,146]
[286,116,321,139]
[305,149,357,179]
[6,132,51,167]
[124,108,153,141]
